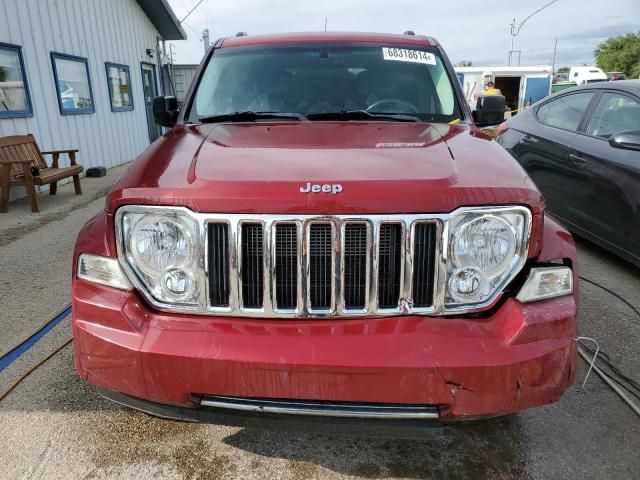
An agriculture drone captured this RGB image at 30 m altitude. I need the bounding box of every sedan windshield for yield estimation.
[189,43,461,123]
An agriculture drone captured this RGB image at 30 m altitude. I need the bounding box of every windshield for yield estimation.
[189,43,461,123]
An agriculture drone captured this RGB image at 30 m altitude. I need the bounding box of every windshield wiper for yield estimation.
[199,111,308,123]
[306,110,421,122]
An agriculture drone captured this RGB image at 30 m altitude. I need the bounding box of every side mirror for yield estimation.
[153,96,179,128]
[473,95,506,127]
[609,130,640,151]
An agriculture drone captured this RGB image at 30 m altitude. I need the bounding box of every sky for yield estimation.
[165,0,640,68]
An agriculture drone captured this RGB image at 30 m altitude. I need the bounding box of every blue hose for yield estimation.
[0,305,72,373]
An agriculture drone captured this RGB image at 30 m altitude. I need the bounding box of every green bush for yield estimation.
[595,32,640,79]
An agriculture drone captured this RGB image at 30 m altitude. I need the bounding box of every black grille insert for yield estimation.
[343,224,368,309]
[275,224,298,309]
[241,223,264,308]
[208,223,230,307]
[412,223,437,307]
[378,224,402,309]
[309,224,333,309]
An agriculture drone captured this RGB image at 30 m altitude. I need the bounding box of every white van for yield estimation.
[569,66,608,85]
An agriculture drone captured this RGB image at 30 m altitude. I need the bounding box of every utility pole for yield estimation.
[324,17,328,32]
[202,29,211,52]
[167,43,177,96]
[508,0,559,66]
[551,36,558,74]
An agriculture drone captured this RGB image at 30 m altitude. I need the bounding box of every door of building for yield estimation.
[141,63,161,143]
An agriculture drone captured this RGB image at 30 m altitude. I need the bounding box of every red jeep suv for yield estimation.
[72,32,578,421]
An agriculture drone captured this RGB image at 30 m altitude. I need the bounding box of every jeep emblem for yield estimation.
[299,182,343,195]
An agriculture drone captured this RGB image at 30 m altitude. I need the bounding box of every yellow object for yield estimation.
[484,88,502,96]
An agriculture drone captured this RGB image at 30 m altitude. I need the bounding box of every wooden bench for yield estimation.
[0,134,83,213]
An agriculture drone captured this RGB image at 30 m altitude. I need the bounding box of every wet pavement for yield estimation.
[1,173,639,479]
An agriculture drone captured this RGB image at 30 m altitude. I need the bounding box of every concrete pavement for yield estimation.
[0,167,639,479]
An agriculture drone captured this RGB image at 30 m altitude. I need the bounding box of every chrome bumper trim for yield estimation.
[199,395,440,419]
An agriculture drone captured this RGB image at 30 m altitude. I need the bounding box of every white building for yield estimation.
[0,0,186,199]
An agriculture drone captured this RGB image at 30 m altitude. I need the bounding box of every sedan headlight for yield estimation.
[117,207,201,306]
[445,207,531,309]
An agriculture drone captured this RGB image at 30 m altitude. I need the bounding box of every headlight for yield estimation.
[445,207,531,309]
[451,216,516,276]
[118,207,201,306]
[129,215,194,276]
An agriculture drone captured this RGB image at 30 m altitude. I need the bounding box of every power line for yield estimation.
[179,0,205,24]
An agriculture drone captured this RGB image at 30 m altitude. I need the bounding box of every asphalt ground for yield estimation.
[0,170,639,479]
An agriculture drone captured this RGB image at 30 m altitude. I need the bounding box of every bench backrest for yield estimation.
[0,134,47,179]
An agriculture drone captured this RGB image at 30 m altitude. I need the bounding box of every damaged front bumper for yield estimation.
[72,278,577,420]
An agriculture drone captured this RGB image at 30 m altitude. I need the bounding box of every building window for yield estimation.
[0,42,32,118]
[50,52,95,115]
[105,63,133,112]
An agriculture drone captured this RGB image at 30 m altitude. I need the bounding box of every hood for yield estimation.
[109,122,543,216]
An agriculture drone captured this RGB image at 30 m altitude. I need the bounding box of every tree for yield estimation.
[557,66,570,73]
[594,32,640,78]
[456,60,473,67]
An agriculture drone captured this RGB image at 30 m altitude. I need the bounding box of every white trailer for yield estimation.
[568,66,608,85]
[454,66,553,115]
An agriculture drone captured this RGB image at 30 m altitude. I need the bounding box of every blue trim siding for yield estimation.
[50,52,96,115]
[0,42,33,119]
[105,62,134,112]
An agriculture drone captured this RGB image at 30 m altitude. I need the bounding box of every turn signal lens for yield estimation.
[77,254,133,291]
[516,266,573,303]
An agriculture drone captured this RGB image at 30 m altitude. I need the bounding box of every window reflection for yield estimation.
[52,54,94,114]
[0,45,31,116]
[106,63,133,111]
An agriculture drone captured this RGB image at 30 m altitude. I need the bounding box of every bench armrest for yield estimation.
[41,149,79,155]
[41,149,79,167]
[0,158,33,165]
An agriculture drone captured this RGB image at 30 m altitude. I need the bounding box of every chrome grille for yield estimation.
[308,224,334,310]
[377,224,403,309]
[206,215,440,318]
[274,224,298,309]
[240,223,264,308]
[412,223,437,307]
[343,224,368,309]
[207,223,230,307]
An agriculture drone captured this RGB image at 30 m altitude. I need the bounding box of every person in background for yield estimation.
[484,81,502,96]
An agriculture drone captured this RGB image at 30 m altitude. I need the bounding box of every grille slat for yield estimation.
[309,224,333,310]
[413,223,437,307]
[208,223,230,307]
[207,217,437,316]
[378,224,403,309]
[343,224,368,309]
[275,224,298,309]
[241,223,264,308]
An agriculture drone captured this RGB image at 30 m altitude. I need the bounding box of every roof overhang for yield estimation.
[136,0,187,40]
